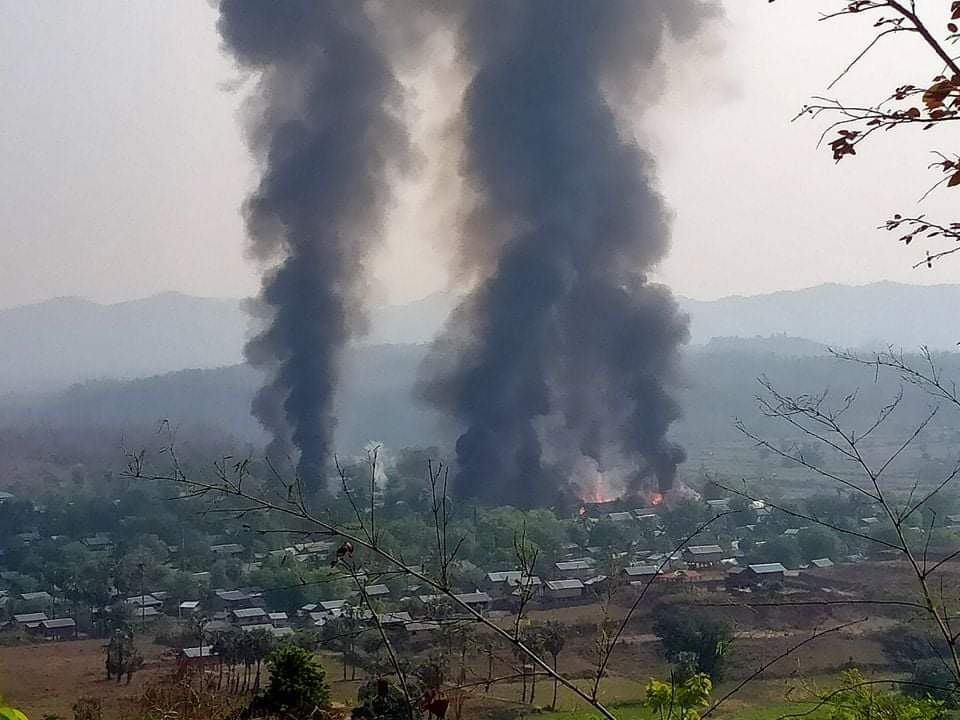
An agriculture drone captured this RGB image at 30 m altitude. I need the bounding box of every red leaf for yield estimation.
[923,80,954,109]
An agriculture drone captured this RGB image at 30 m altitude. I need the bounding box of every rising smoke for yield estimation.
[218,0,411,483]
[419,1,716,507]
[221,0,715,504]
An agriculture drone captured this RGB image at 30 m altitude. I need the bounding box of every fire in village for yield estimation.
[3,2,960,720]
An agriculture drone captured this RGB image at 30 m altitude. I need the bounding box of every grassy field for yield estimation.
[517,676,840,720]
[0,638,168,720]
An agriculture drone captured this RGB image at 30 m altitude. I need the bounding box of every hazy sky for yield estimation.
[2,1,956,309]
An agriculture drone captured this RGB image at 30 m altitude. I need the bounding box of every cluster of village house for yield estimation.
[3,493,907,654]
[1,545,838,650]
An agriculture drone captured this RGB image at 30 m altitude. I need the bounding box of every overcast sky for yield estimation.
[1,1,956,310]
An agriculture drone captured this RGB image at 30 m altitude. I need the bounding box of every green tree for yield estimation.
[753,535,801,569]
[797,527,838,562]
[643,673,712,720]
[247,628,276,691]
[907,659,960,708]
[351,678,418,720]
[255,645,330,715]
[539,621,567,710]
[662,499,711,543]
[653,604,733,680]
[589,519,631,551]
[817,669,943,720]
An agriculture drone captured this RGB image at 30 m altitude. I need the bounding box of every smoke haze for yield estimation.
[219,0,715,502]
[218,0,411,481]
[420,1,716,507]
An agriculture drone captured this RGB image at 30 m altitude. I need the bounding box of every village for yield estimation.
[1,488,909,663]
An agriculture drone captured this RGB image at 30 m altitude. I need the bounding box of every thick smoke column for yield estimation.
[421,1,714,507]
[218,1,409,482]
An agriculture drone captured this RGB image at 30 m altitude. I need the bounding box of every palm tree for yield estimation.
[520,627,545,706]
[540,622,566,709]
[248,628,275,691]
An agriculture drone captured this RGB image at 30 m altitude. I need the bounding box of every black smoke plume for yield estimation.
[420,1,715,507]
[218,1,410,483]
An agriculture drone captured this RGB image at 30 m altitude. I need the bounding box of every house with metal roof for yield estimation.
[13,612,47,628]
[19,591,53,604]
[622,565,662,579]
[554,559,595,579]
[454,591,492,608]
[319,599,349,612]
[41,617,76,639]
[268,611,289,627]
[230,606,270,626]
[681,545,725,567]
[179,600,201,615]
[544,579,585,600]
[181,645,216,659]
[363,584,390,598]
[214,589,263,610]
[125,594,163,609]
[211,543,245,556]
[739,563,788,583]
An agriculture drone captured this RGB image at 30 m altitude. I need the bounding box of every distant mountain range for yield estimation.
[679,282,960,349]
[1,281,957,393]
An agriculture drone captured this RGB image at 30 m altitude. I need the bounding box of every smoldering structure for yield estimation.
[420,1,713,508]
[218,0,410,482]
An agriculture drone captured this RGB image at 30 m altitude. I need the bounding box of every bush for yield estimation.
[908,659,960,708]
[652,604,734,680]
[352,679,421,720]
[253,645,330,715]
[880,624,949,669]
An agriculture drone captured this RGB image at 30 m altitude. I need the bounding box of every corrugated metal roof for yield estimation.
[546,579,584,591]
[232,607,267,618]
[42,618,76,629]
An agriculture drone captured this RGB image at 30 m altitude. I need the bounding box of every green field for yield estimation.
[517,675,841,720]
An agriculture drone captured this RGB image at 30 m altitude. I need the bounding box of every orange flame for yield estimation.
[650,492,664,506]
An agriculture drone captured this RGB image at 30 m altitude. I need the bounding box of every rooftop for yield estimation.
[41,618,76,629]
[555,560,594,571]
[623,565,661,577]
[182,646,216,658]
[748,563,788,575]
[125,594,162,607]
[232,607,268,619]
[546,579,585,591]
[211,543,245,554]
[319,599,348,611]
[684,545,723,555]
[486,571,523,583]
[13,612,47,623]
